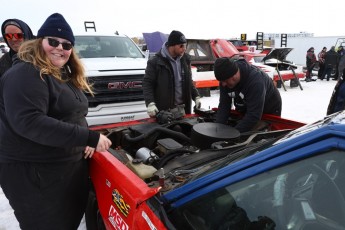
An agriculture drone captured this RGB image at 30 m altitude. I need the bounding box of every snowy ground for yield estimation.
[0,78,337,229]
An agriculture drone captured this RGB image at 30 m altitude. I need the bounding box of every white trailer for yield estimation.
[271,36,344,66]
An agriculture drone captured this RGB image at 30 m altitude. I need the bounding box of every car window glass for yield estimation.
[74,36,144,59]
[170,150,345,230]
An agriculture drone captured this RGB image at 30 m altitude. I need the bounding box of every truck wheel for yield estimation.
[85,190,106,230]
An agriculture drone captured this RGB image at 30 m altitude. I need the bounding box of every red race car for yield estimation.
[85,109,307,229]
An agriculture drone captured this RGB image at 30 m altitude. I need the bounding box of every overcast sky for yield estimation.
[1,0,344,40]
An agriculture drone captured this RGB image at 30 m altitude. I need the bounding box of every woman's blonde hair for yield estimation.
[18,38,93,95]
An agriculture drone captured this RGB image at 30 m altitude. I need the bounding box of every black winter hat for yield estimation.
[167,30,186,46]
[214,57,238,81]
[37,13,74,45]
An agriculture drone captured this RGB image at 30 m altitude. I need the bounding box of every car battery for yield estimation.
[157,138,183,155]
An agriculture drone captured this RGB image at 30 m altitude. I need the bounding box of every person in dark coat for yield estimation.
[214,58,282,133]
[327,68,345,115]
[336,46,345,80]
[322,46,339,81]
[143,30,200,118]
[317,47,327,79]
[0,13,112,229]
[305,47,317,82]
[0,18,34,78]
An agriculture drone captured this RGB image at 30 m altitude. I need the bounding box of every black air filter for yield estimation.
[191,123,240,149]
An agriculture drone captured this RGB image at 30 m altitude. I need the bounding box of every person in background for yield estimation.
[327,68,345,115]
[317,47,327,79]
[337,46,345,56]
[214,57,282,133]
[143,30,201,121]
[0,18,34,78]
[0,13,112,229]
[305,47,317,82]
[336,46,345,80]
[322,46,339,81]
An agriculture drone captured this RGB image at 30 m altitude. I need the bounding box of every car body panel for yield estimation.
[81,58,147,72]
[90,150,167,230]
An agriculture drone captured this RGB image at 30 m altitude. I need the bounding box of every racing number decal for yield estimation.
[112,189,131,217]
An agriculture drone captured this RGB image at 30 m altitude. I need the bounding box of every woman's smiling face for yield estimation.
[42,37,72,68]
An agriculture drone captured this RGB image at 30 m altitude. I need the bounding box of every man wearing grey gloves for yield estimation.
[143,30,201,119]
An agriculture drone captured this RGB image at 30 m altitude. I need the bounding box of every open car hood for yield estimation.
[186,39,217,64]
[262,47,293,62]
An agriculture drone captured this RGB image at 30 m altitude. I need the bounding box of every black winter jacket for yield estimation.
[143,50,199,114]
[216,59,282,132]
[324,50,339,68]
[0,60,99,163]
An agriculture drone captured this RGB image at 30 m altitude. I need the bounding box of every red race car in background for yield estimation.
[188,39,305,94]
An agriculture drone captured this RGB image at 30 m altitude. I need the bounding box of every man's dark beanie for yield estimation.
[37,13,75,45]
[167,30,187,46]
[214,57,238,81]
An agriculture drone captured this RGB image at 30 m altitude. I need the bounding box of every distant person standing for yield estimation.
[337,46,345,80]
[0,18,34,78]
[305,47,317,82]
[317,47,327,79]
[143,30,201,119]
[322,46,339,81]
[327,68,345,115]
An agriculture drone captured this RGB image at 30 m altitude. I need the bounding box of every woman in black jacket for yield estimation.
[0,13,111,229]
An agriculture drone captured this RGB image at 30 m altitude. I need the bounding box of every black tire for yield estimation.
[85,190,106,230]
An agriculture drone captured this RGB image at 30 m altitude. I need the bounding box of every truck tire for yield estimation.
[85,190,106,230]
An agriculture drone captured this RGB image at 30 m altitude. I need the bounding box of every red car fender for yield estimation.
[90,150,167,230]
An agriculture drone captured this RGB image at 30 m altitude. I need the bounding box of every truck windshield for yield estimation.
[74,36,145,59]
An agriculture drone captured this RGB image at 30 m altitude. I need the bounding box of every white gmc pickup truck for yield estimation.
[74,31,149,126]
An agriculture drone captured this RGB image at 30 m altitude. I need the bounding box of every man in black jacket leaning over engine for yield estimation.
[143,30,200,120]
[214,57,282,133]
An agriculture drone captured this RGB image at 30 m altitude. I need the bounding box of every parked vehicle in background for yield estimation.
[74,31,148,126]
[0,42,9,58]
[227,39,249,52]
[240,48,305,90]
[186,38,240,96]
[86,107,345,229]
[188,39,305,94]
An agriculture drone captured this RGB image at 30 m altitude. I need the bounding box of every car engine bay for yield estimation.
[97,109,295,193]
